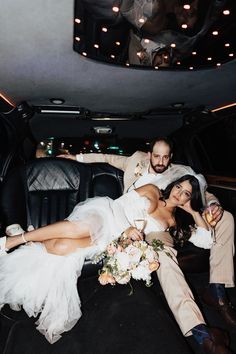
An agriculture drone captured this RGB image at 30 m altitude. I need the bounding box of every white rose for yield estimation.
[115,251,130,271]
[125,244,142,265]
[144,247,158,263]
[131,260,151,281]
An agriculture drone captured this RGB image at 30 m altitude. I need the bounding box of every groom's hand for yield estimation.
[57,154,76,160]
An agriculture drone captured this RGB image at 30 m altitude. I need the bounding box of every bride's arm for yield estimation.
[179,200,209,230]
[179,201,213,249]
[134,184,161,213]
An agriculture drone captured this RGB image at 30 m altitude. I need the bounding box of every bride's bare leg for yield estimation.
[5,220,91,251]
[44,237,91,255]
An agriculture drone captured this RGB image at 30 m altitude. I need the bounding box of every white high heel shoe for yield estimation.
[0,236,8,256]
[6,224,25,236]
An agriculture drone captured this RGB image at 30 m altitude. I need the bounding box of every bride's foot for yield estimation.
[1,233,27,252]
[0,237,8,256]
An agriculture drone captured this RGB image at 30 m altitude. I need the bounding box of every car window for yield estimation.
[194,116,236,177]
[36,136,149,158]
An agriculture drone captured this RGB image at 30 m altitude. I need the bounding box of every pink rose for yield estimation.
[99,272,116,286]
[149,261,160,272]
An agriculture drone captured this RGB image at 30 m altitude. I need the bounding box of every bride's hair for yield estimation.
[161,174,203,247]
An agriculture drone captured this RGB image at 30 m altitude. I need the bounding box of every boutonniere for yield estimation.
[134,163,143,177]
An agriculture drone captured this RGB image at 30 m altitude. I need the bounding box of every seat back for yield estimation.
[0,158,124,232]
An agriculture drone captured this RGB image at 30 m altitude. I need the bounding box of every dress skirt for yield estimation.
[0,242,99,344]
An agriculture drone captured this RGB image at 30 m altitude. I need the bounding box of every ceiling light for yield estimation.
[75,18,81,24]
[212,30,218,35]
[183,4,191,10]
[181,24,188,29]
[40,109,82,114]
[171,102,185,108]
[192,51,197,55]
[75,37,80,42]
[212,102,236,112]
[50,98,65,105]
[223,10,230,15]
[115,41,120,46]
[0,93,15,107]
[102,27,108,32]
[138,18,145,24]
[92,126,113,134]
[112,6,119,12]
[94,44,99,48]
[91,117,131,121]
[225,43,230,47]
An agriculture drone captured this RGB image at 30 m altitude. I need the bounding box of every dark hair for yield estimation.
[161,174,203,247]
[149,137,174,154]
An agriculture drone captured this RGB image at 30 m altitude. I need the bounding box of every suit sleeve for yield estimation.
[205,191,220,206]
[81,153,129,171]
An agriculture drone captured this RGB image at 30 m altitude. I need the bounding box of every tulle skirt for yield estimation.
[66,196,124,250]
[0,197,126,343]
[0,242,99,344]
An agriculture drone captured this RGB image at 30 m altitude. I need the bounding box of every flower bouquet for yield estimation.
[94,237,165,287]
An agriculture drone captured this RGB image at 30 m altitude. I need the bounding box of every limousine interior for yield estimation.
[0,0,236,353]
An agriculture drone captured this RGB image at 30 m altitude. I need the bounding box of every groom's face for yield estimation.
[148,142,172,174]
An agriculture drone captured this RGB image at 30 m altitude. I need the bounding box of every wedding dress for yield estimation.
[0,190,212,344]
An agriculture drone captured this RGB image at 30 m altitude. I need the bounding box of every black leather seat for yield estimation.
[0,157,123,229]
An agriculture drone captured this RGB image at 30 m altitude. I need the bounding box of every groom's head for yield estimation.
[148,137,173,174]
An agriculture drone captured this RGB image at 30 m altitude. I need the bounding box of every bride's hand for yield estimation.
[124,226,143,241]
[178,200,194,215]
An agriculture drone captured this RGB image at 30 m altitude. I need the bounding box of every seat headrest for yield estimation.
[26,158,85,191]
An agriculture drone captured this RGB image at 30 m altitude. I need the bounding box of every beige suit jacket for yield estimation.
[81,151,218,205]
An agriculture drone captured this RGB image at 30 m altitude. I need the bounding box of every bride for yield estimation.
[0,174,211,344]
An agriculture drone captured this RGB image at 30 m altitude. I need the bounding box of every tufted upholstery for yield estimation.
[0,158,123,229]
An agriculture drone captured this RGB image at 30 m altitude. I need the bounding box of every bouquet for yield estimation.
[93,236,165,287]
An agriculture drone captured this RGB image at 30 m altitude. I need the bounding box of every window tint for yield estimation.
[0,119,9,156]
[36,136,149,158]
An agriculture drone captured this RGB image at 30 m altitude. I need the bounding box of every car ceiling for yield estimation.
[1,0,236,114]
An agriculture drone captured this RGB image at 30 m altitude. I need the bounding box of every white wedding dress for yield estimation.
[0,190,212,344]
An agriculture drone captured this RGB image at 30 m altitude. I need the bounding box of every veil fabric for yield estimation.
[152,164,207,205]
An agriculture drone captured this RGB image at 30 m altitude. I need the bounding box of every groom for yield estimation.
[58,137,235,352]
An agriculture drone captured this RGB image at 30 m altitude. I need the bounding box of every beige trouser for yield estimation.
[209,211,235,287]
[146,210,235,336]
[146,231,206,336]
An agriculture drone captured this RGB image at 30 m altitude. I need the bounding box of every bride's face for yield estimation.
[169,180,192,206]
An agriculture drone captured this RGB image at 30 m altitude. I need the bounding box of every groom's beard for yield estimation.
[150,161,169,174]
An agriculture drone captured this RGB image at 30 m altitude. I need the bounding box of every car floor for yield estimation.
[184,271,236,354]
[0,271,236,354]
